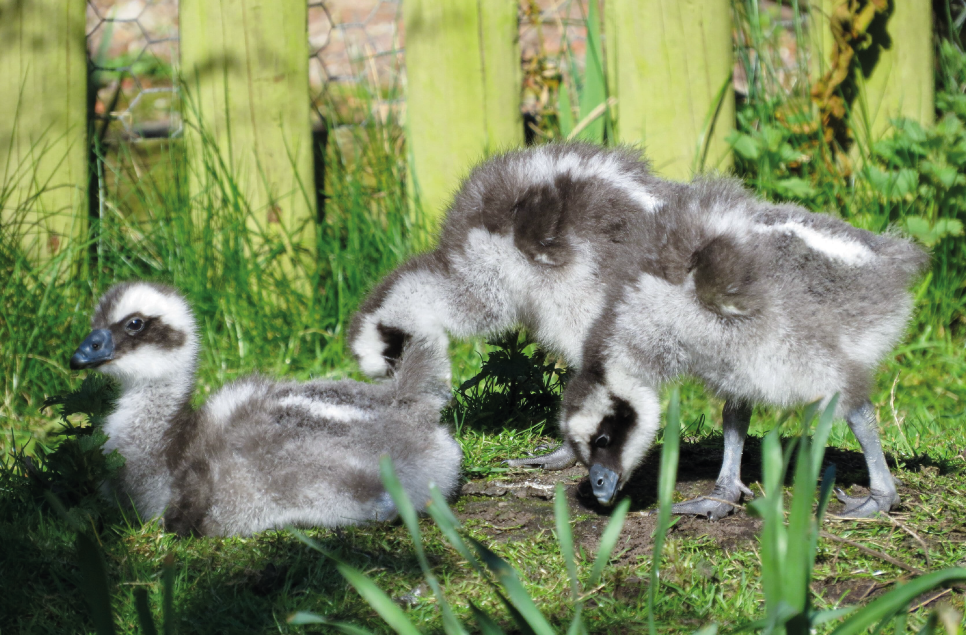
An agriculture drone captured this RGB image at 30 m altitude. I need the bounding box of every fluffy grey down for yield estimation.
[348,142,927,518]
[561,177,928,516]
[72,281,462,537]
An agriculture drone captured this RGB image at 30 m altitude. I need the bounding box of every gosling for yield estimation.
[559,177,928,518]
[69,281,462,536]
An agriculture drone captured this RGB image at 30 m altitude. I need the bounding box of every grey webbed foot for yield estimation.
[373,492,399,523]
[833,488,899,518]
[504,442,577,471]
[672,480,754,521]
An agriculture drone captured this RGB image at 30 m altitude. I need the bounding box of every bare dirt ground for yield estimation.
[456,437,929,602]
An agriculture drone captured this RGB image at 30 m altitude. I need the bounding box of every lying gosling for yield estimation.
[70,281,462,536]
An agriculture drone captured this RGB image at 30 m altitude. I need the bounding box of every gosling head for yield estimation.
[70,282,198,388]
[561,366,660,506]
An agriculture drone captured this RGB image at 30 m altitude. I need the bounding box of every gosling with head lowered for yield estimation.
[69,282,462,537]
[560,178,928,518]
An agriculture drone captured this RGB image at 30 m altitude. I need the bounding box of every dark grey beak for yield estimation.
[589,464,620,506]
[70,329,115,370]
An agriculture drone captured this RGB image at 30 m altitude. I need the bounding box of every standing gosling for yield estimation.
[560,178,928,518]
[349,142,682,469]
[69,282,462,536]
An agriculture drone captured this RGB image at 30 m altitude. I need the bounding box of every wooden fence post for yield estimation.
[404,0,522,226]
[810,0,934,144]
[0,0,88,261]
[605,0,735,180]
[180,0,316,258]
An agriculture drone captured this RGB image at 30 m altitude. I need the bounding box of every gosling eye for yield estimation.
[125,317,145,334]
[594,434,610,449]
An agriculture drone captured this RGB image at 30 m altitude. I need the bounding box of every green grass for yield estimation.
[4,3,966,633]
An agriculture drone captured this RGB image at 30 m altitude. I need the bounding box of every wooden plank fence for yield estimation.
[403,0,522,226]
[605,0,735,179]
[181,0,316,261]
[0,0,940,266]
[0,0,88,261]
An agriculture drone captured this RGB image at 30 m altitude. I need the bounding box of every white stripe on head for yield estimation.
[109,283,196,334]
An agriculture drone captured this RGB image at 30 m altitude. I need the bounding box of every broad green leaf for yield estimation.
[894,169,920,197]
[934,218,965,238]
[764,126,783,153]
[729,133,761,160]
[775,177,817,199]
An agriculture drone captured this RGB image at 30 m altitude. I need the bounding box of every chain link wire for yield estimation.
[85,0,590,141]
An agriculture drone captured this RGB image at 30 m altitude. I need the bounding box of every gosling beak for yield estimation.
[70,329,115,370]
[589,463,620,506]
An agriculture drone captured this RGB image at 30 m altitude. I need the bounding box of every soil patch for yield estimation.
[457,439,921,556]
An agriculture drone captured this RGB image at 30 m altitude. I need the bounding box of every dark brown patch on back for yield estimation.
[690,235,763,317]
[512,175,584,267]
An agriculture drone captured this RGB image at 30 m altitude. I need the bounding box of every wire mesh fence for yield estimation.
[84,0,592,142]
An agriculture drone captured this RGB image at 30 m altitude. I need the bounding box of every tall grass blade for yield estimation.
[576,0,606,143]
[830,569,966,635]
[566,604,586,635]
[287,611,375,634]
[426,485,484,576]
[753,429,785,632]
[469,602,507,635]
[162,554,176,635]
[648,386,682,635]
[588,496,630,589]
[336,562,423,635]
[492,588,539,635]
[379,457,467,635]
[558,79,575,139]
[469,538,556,635]
[694,73,734,174]
[75,533,118,635]
[133,588,159,635]
[554,481,580,600]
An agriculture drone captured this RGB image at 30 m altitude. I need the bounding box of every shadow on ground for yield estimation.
[457,436,929,565]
